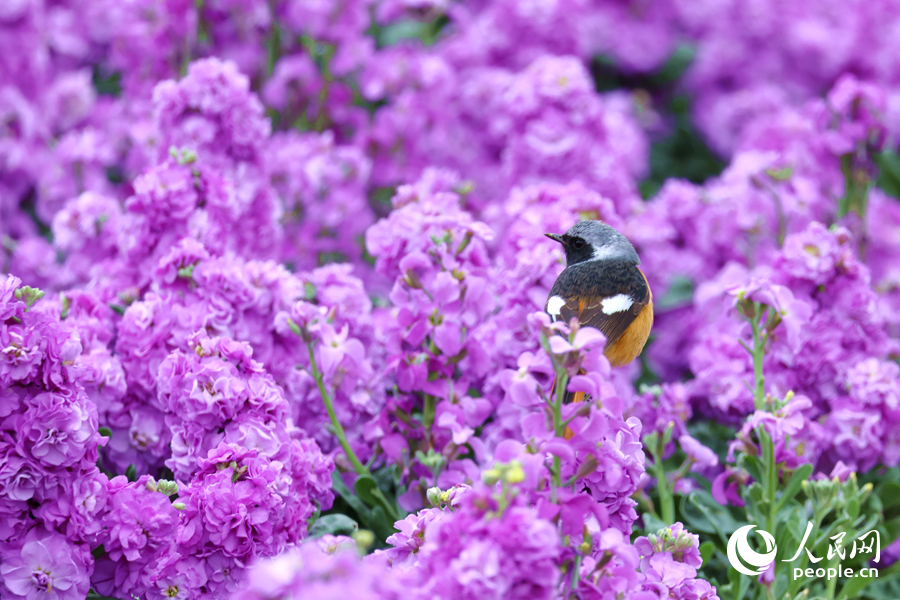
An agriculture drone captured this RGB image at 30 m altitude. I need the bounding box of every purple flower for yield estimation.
[240,539,405,600]
[398,487,562,600]
[0,444,49,503]
[384,507,443,565]
[678,435,719,470]
[152,58,270,166]
[729,395,825,471]
[15,390,99,468]
[635,523,718,599]
[0,527,90,600]
[102,476,178,563]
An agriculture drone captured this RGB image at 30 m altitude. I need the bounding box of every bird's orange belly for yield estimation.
[604,300,654,367]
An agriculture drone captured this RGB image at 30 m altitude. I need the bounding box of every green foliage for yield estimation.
[639,95,726,200]
[589,44,725,200]
[331,471,398,545]
[309,513,360,538]
[92,66,122,97]
[375,15,449,47]
[636,291,900,600]
[875,150,900,198]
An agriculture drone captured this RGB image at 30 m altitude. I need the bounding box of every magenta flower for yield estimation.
[678,435,719,470]
[0,528,90,600]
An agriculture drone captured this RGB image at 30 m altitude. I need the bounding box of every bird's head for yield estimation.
[545,220,639,267]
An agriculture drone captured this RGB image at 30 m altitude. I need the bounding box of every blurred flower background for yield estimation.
[3,1,900,599]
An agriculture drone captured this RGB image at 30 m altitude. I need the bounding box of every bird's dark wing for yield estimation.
[546,260,651,347]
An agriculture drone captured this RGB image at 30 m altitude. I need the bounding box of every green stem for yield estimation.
[570,554,582,595]
[307,342,368,476]
[266,18,281,78]
[550,370,568,489]
[632,491,657,517]
[826,554,840,599]
[423,394,436,436]
[653,444,675,526]
[764,432,777,540]
[839,153,872,219]
[749,307,767,410]
[552,375,567,435]
[754,427,779,600]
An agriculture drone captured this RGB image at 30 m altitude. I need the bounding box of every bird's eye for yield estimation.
[572,239,585,249]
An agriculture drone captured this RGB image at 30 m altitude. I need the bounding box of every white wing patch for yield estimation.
[547,295,566,318]
[601,294,633,315]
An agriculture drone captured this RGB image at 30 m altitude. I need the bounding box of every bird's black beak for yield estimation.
[544,233,565,245]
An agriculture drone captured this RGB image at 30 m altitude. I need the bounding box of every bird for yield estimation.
[544,220,653,404]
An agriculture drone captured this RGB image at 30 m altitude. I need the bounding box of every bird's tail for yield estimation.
[548,378,586,439]
[549,379,586,405]
[563,391,585,440]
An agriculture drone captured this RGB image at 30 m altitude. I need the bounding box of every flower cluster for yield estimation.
[0,276,104,598]
[5,1,900,599]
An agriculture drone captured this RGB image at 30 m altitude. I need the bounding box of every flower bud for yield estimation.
[505,462,525,484]
[404,270,424,290]
[156,480,179,497]
[14,285,44,309]
[482,468,501,485]
[572,454,599,481]
[354,529,375,552]
[426,487,442,507]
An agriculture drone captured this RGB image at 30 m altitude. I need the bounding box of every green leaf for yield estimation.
[332,472,397,544]
[642,512,668,536]
[331,473,389,542]
[354,474,400,521]
[656,276,694,310]
[354,474,381,505]
[699,541,716,565]
[836,568,881,600]
[776,464,813,514]
[91,65,122,97]
[365,505,393,544]
[748,482,764,505]
[124,464,136,482]
[332,472,369,517]
[687,421,736,465]
[742,455,764,485]
[864,568,900,600]
[655,44,695,84]
[876,150,900,198]
[98,427,112,439]
[846,497,860,521]
[286,319,302,336]
[766,166,793,180]
[91,544,106,560]
[309,514,359,538]
[728,565,751,600]
[680,490,744,546]
[757,427,774,468]
[881,483,900,510]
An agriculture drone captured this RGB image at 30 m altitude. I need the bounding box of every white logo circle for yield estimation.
[727,524,777,576]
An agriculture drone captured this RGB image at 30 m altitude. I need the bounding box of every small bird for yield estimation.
[544,220,653,402]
